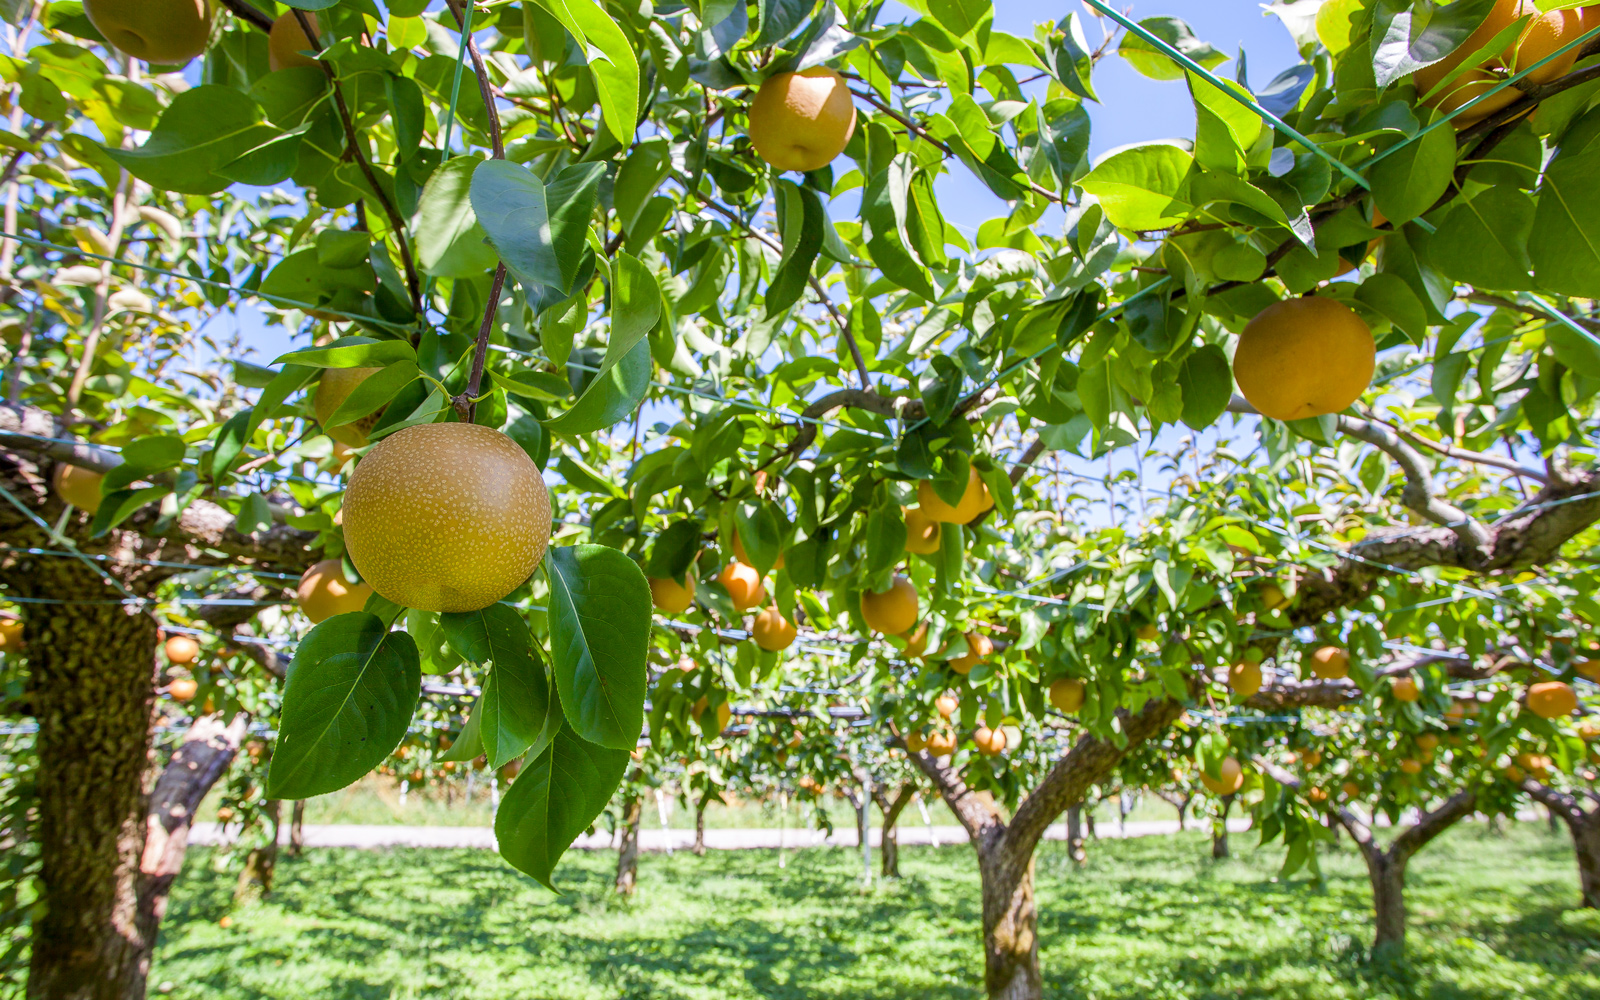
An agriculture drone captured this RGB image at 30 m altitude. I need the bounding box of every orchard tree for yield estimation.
[9,2,1600,1000]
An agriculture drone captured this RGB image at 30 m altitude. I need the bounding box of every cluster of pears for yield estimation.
[84,0,321,69]
[1416,1,1600,124]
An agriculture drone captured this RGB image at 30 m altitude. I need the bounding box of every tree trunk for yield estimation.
[1571,814,1600,908]
[615,796,641,896]
[1368,852,1408,958]
[1212,794,1234,859]
[289,800,305,857]
[693,798,707,857]
[871,784,915,879]
[979,841,1042,1000]
[1065,806,1086,866]
[22,582,160,1000]
[234,800,281,903]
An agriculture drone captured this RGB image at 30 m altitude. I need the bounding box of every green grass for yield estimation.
[151,822,1597,999]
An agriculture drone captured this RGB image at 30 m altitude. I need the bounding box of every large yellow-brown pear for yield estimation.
[1233,297,1375,422]
[341,423,551,613]
[748,67,857,173]
[85,0,213,65]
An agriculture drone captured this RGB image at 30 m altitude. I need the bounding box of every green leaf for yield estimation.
[757,0,814,44]
[927,0,990,39]
[266,613,421,800]
[324,361,420,429]
[532,0,638,146]
[470,159,558,293]
[1531,153,1600,298]
[439,605,551,769]
[412,156,499,279]
[88,485,170,536]
[1079,143,1194,231]
[734,503,782,579]
[861,166,938,300]
[1369,125,1455,226]
[866,504,907,574]
[103,434,185,492]
[274,338,415,369]
[1178,344,1232,430]
[1118,17,1227,81]
[646,519,702,582]
[545,544,652,750]
[494,723,629,889]
[603,253,662,377]
[104,85,280,195]
[1356,272,1430,344]
[437,698,485,764]
[767,180,825,315]
[1429,186,1535,291]
[1050,13,1097,102]
[544,338,651,435]
[1369,0,1499,88]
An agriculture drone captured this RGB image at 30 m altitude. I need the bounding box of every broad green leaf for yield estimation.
[1178,344,1232,430]
[1368,0,1499,87]
[866,504,907,574]
[532,0,638,146]
[470,159,557,291]
[1428,186,1535,291]
[88,485,169,536]
[603,253,662,376]
[494,723,629,889]
[544,338,651,435]
[1118,17,1227,82]
[102,434,185,492]
[412,156,499,278]
[545,544,651,750]
[1356,272,1430,344]
[323,361,420,429]
[1531,153,1600,298]
[266,613,421,799]
[104,85,279,194]
[645,519,702,582]
[734,503,782,579]
[927,0,990,39]
[1369,122,1455,226]
[275,338,416,369]
[437,697,485,763]
[767,180,825,315]
[1079,143,1194,231]
[440,604,551,768]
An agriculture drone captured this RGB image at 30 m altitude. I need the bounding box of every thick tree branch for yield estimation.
[908,746,1003,843]
[1006,694,1187,861]
[1520,778,1585,825]
[1340,416,1492,551]
[1392,790,1478,862]
[139,713,248,886]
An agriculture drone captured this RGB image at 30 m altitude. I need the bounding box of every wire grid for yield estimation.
[3,4,1592,724]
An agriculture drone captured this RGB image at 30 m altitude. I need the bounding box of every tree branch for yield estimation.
[1520,777,1583,825]
[1339,416,1493,552]
[218,0,274,32]
[1006,694,1187,861]
[1391,790,1477,863]
[809,276,872,389]
[908,746,1002,843]
[293,9,423,315]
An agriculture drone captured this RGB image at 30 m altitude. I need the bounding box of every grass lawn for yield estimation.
[152,822,1598,999]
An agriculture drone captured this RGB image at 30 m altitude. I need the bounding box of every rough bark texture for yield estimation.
[0,448,305,1000]
[138,714,247,949]
[911,695,1186,1000]
[871,782,916,879]
[1521,779,1600,908]
[615,796,641,896]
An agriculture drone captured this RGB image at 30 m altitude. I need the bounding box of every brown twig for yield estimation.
[293,10,423,315]
[442,0,508,422]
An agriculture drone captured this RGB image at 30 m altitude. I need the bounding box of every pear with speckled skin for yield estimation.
[85,0,213,65]
[341,423,551,613]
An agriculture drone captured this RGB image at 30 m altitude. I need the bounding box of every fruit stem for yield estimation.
[218,0,274,32]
